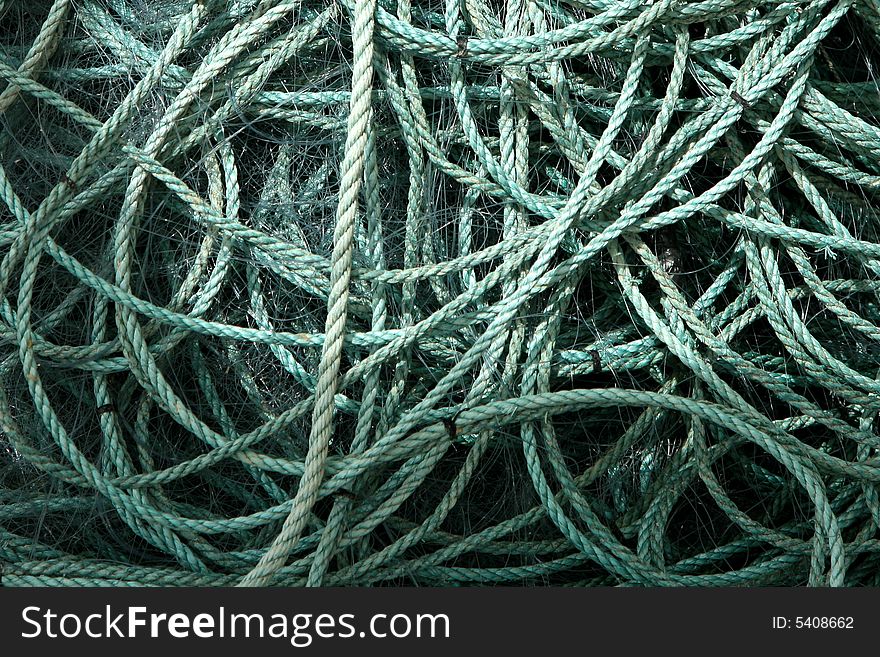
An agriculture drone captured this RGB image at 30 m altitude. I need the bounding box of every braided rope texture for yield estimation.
[1,0,880,586]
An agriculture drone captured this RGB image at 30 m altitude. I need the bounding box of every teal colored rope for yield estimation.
[2,0,880,587]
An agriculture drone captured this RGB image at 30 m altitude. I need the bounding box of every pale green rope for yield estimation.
[2,0,880,587]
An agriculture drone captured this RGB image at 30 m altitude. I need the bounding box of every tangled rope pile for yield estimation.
[1,0,880,587]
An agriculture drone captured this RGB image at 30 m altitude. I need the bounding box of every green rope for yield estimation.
[2,0,880,587]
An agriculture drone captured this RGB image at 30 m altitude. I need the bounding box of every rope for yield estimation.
[1,0,880,587]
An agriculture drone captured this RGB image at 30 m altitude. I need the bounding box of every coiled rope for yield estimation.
[1,0,880,586]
